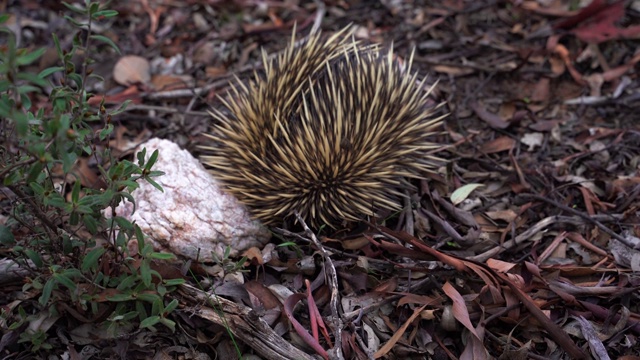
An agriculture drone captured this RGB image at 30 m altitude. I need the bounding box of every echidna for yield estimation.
[201,26,445,228]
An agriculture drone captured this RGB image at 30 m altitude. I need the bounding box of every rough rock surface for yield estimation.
[116,138,271,261]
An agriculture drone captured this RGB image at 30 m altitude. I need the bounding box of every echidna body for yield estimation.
[202,27,444,228]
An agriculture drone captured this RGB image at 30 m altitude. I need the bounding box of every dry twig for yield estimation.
[295,211,345,360]
[178,283,315,360]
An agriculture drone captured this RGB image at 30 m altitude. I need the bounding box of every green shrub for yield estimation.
[0,1,184,352]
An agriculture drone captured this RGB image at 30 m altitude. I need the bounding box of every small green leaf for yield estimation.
[16,48,46,66]
[39,278,56,305]
[136,148,147,166]
[140,243,153,257]
[146,170,165,177]
[52,34,63,60]
[116,275,137,291]
[136,301,148,320]
[17,85,41,94]
[63,268,82,277]
[135,225,145,253]
[39,67,64,80]
[107,293,135,302]
[52,272,77,291]
[71,180,81,204]
[144,177,164,193]
[120,311,139,322]
[145,149,159,170]
[88,73,105,82]
[163,299,179,314]
[115,231,128,249]
[72,31,82,46]
[82,215,99,234]
[67,73,83,88]
[151,298,162,315]
[88,1,99,15]
[69,212,80,226]
[75,205,93,214]
[90,35,121,54]
[27,163,45,184]
[277,241,296,248]
[163,278,185,286]
[113,216,134,231]
[62,2,86,14]
[82,247,106,272]
[8,320,23,331]
[16,72,48,87]
[93,9,119,18]
[76,189,99,206]
[137,293,161,303]
[45,193,67,209]
[98,123,113,140]
[119,180,140,191]
[0,79,10,92]
[24,249,43,268]
[139,315,160,329]
[159,317,176,332]
[3,171,20,186]
[110,100,131,115]
[148,252,176,260]
[61,149,78,174]
[19,93,32,109]
[140,261,152,287]
[0,225,16,245]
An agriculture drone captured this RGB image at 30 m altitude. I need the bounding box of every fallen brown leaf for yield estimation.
[113,55,151,86]
[373,305,426,359]
[479,136,515,154]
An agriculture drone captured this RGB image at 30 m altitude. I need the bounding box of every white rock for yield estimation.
[116,138,270,261]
